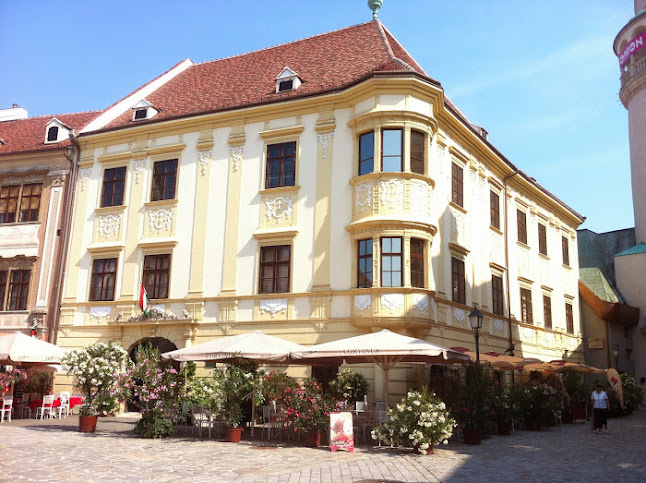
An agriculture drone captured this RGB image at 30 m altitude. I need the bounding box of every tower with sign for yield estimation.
[613,0,646,388]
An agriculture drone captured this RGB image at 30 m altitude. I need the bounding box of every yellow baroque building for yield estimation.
[57,20,585,401]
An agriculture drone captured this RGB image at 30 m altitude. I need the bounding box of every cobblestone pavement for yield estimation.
[1,409,645,482]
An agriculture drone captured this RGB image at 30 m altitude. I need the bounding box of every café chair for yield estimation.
[1,396,13,423]
[17,393,31,419]
[36,394,55,419]
[58,391,71,418]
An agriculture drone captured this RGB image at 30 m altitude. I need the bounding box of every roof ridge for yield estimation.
[194,21,375,68]
[0,109,102,122]
[378,22,427,76]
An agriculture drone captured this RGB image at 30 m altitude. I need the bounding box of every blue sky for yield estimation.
[0,0,635,233]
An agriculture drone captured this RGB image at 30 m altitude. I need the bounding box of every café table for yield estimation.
[29,396,84,416]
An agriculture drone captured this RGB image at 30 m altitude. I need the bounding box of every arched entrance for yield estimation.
[126,337,179,412]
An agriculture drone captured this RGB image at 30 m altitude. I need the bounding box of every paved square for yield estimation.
[1,410,645,482]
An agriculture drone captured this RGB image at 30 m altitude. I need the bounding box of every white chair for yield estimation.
[192,406,214,438]
[58,391,71,418]
[261,405,281,440]
[17,393,31,419]
[36,394,55,419]
[1,397,13,423]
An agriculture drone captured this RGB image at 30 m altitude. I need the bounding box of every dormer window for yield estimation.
[44,118,69,144]
[275,67,302,93]
[47,126,59,142]
[131,99,158,121]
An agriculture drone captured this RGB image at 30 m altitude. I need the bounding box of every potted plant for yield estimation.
[371,387,456,454]
[62,341,128,432]
[520,380,565,430]
[216,358,255,442]
[329,369,369,409]
[261,370,299,410]
[446,363,494,445]
[0,367,27,394]
[284,378,335,446]
[22,371,52,398]
[113,344,190,438]
[491,384,516,435]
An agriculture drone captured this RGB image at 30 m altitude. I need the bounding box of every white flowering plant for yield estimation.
[371,387,456,454]
[185,376,224,413]
[329,369,369,408]
[62,341,128,416]
[215,357,256,428]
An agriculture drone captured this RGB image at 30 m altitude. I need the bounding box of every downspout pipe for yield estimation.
[503,169,519,357]
[49,131,80,344]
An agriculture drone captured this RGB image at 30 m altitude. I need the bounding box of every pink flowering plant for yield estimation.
[62,341,128,417]
[283,378,335,436]
[446,362,496,430]
[371,387,456,454]
[113,344,188,438]
[0,367,27,392]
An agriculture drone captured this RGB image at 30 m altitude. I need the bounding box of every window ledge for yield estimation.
[95,205,126,215]
[538,253,550,261]
[144,199,178,208]
[516,241,530,250]
[449,201,467,215]
[259,185,300,196]
[562,264,572,270]
[489,225,503,236]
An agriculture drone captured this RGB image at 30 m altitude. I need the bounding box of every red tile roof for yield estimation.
[101,21,434,130]
[0,111,100,156]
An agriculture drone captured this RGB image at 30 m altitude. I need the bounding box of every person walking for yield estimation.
[591,384,610,433]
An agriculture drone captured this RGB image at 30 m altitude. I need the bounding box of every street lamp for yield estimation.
[468,304,484,364]
[612,345,620,370]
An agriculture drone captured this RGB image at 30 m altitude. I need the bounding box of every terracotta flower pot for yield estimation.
[79,415,98,433]
[463,427,482,445]
[413,442,434,454]
[226,427,243,442]
[303,430,321,447]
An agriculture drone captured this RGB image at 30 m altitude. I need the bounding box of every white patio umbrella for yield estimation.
[291,329,471,406]
[162,330,309,435]
[0,332,68,365]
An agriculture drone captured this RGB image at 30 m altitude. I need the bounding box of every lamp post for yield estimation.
[468,304,484,364]
[612,345,620,370]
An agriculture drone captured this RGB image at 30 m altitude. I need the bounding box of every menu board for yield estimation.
[329,411,354,452]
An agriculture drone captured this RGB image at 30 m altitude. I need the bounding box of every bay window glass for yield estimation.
[380,237,402,287]
[381,129,402,172]
[359,131,374,176]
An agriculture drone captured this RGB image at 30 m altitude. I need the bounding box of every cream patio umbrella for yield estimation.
[162,330,309,435]
[291,329,471,406]
[0,332,68,365]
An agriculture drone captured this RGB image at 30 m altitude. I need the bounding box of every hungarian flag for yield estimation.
[140,283,151,316]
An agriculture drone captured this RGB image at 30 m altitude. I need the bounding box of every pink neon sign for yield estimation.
[619,33,646,67]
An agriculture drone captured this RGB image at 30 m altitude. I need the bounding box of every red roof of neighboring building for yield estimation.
[579,280,640,325]
[101,21,432,130]
[0,111,101,156]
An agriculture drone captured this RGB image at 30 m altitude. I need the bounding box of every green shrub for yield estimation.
[328,369,369,408]
[134,409,175,438]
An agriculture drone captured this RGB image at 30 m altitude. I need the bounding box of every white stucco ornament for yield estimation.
[148,208,173,234]
[379,179,404,209]
[89,306,112,321]
[260,299,287,317]
[381,293,404,314]
[523,327,534,340]
[265,195,294,222]
[97,214,121,237]
[316,132,334,159]
[355,182,373,211]
[453,308,466,323]
[544,332,554,343]
[79,168,91,191]
[133,159,146,184]
[494,319,504,332]
[229,145,244,172]
[412,293,428,313]
[354,294,371,313]
[198,150,212,176]
[410,182,428,215]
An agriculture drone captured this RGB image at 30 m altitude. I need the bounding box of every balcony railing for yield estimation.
[620,57,646,87]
